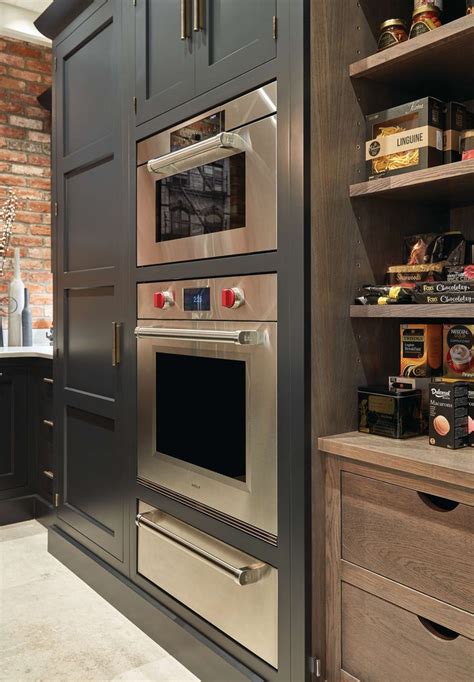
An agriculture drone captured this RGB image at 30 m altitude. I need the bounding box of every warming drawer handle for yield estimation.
[134,326,262,346]
[43,377,54,384]
[146,132,247,178]
[136,512,268,586]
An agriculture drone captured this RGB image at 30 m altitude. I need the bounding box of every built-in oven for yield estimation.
[135,274,277,544]
[136,83,277,266]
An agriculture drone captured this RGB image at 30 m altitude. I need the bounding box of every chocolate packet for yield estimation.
[403,232,466,266]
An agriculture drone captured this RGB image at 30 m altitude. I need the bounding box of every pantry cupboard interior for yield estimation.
[310,0,474,675]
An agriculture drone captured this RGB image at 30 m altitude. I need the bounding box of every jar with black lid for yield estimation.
[378,19,409,51]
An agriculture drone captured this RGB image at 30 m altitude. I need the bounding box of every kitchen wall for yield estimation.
[0,35,52,334]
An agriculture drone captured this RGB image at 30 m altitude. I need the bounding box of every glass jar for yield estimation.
[460,131,474,160]
[409,5,442,38]
[468,0,474,14]
[414,0,443,10]
[378,19,409,51]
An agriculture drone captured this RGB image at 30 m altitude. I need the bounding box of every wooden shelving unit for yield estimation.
[350,15,474,100]
[350,160,474,204]
[318,431,474,488]
[350,304,474,318]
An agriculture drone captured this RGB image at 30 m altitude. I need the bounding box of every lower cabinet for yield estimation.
[324,455,474,682]
[0,364,29,494]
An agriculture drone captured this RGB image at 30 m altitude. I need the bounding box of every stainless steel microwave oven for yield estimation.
[136,83,277,266]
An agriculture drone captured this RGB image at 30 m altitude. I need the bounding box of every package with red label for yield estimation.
[443,324,474,380]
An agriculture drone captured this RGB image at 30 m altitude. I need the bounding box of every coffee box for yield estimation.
[429,381,469,449]
[400,324,443,377]
[443,324,474,379]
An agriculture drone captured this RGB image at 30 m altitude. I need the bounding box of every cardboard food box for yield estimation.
[366,97,444,180]
[435,377,474,446]
[429,381,469,450]
[400,324,443,377]
[443,324,474,380]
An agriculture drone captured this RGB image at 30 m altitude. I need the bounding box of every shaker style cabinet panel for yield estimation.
[135,0,277,125]
[0,368,28,493]
[195,0,277,94]
[135,0,195,124]
[54,0,128,571]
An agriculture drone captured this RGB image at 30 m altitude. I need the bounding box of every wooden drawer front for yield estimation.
[342,583,474,682]
[342,472,474,611]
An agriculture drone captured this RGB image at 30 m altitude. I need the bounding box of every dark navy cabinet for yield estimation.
[135,0,277,124]
[0,365,29,494]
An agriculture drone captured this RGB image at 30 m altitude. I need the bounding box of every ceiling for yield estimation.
[0,0,52,44]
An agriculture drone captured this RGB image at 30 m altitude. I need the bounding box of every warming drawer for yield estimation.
[136,502,278,667]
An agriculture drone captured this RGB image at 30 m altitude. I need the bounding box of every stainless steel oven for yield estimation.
[135,274,277,543]
[136,83,277,266]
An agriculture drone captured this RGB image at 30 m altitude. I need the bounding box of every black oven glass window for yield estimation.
[156,112,246,243]
[156,353,246,481]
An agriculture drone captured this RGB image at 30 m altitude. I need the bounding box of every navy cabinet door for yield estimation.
[0,367,28,494]
[135,0,195,124]
[54,0,128,571]
[195,0,277,94]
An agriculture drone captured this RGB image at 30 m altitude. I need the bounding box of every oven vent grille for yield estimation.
[137,476,278,546]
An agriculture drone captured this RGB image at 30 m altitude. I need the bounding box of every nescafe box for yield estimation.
[443,324,474,379]
[429,381,469,449]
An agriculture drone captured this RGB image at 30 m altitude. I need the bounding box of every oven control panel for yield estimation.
[138,274,277,322]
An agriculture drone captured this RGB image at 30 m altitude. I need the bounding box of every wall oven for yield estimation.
[135,274,277,544]
[136,83,277,266]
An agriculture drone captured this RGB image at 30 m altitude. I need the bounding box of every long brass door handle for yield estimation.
[193,0,202,31]
[112,322,122,367]
[180,0,189,39]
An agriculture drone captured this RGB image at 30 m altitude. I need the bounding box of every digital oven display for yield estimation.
[183,287,211,311]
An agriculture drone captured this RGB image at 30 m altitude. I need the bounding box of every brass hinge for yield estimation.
[309,657,321,678]
[54,493,60,508]
[54,56,57,71]
[133,96,137,114]
[54,201,58,217]
[272,15,277,40]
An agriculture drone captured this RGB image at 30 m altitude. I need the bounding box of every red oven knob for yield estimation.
[221,287,244,309]
[154,291,174,309]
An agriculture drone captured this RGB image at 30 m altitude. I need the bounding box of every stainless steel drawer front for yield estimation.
[137,504,278,668]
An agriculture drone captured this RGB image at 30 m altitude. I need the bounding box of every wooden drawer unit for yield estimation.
[342,583,474,682]
[342,472,474,612]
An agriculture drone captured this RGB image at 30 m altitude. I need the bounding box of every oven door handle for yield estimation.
[134,326,263,346]
[136,512,268,586]
[146,132,247,179]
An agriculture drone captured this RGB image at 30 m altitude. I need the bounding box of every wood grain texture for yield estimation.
[325,458,342,681]
[318,432,474,489]
[341,472,474,612]
[350,15,474,102]
[350,159,474,204]
[342,561,474,640]
[342,583,474,682]
[350,303,474,318]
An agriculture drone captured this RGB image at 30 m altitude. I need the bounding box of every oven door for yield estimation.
[136,320,277,543]
[137,114,277,266]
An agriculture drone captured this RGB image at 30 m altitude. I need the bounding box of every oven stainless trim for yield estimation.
[135,327,263,345]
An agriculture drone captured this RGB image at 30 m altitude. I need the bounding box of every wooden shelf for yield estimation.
[318,431,474,489]
[350,304,474,318]
[350,160,474,205]
[350,15,474,101]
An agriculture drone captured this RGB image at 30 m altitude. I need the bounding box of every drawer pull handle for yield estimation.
[418,617,460,641]
[418,492,459,512]
[43,470,54,480]
[136,512,268,586]
[43,419,54,428]
[43,377,54,384]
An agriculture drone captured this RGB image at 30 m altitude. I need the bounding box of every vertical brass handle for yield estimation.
[180,0,188,39]
[112,322,121,367]
[193,0,202,31]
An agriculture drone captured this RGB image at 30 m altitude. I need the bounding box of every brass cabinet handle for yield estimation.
[43,377,53,384]
[180,0,188,39]
[112,322,122,367]
[43,419,54,427]
[193,0,202,31]
[43,470,54,480]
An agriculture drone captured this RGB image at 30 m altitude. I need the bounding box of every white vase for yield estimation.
[8,247,24,347]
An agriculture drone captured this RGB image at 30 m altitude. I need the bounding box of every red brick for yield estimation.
[11,163,45,176]
[27,154,50,167]
[15,187,47,200]
[33,319,51,329]
[0,173,26,186]
[9,115,43,130]
[31,226,51,236]
[25,58,52,75]
[27,131,50,143]
[0,53,24,68]
[28,200,50,213]
[0,124,26,139]
[15,210,42,223]
[1,101,23,114]
[29,177,51,190]
[25,106,51,120]
[8,67,42,83]
[0,76,25,90]
[26,82,47,96]
[7,43,42,59]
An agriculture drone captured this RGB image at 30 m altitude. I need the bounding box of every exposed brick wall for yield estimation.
[0,36,52,331]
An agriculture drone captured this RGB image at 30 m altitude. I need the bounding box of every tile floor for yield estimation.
[0,520,199,681]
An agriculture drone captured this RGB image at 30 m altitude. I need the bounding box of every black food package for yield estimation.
[445,265,474,282]
[413,291,474,304]
[444,102,468,164]
[385,263,445,287]
[403,232,466,266]
[358,386,423,439]
[429,382,469,450]
[355,285,413,305]
[417,281,474,293]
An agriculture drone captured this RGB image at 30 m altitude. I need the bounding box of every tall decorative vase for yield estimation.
[8,247,24,347]
[22,288,32,347]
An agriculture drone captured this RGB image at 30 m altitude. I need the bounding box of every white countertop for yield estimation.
[0,346,53,359]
